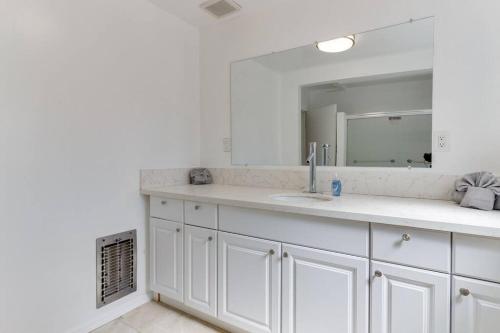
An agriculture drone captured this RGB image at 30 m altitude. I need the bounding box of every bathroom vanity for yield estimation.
[142,184,500,333]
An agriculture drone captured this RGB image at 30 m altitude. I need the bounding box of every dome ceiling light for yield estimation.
[316,35,355,53]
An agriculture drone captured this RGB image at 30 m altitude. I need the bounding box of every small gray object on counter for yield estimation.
[453,171,500,211]
[189,168,213,185]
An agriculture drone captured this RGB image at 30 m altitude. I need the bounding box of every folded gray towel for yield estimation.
[454,171,500,211]
[460,187,496,210]
[456,171,500,193]
[453,189,500,211]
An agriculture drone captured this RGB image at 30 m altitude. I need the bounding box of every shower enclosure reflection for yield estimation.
[301,72,432,167]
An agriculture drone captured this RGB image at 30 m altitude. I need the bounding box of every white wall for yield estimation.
[231,60,282,165]
[200,0,500,174]
[0,0,199,332]
[432,0,500,174]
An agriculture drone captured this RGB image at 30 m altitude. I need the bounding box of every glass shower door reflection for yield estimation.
[346,113,432,168]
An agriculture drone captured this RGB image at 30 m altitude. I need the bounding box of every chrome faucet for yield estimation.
[306,142,317,193]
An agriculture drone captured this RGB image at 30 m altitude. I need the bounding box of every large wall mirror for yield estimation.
[231,17,434,168]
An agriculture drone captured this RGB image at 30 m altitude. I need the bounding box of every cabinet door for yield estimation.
[150,218,183,301]
[371,261,450,333]
[282,244,369,333]
[453,276,500,333]
[218,232,281,333]
[184,225,217,317]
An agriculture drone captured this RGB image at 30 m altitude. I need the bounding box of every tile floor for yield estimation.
[91,301,225,333]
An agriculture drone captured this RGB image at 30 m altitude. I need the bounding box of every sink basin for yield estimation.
[270,193,333,203]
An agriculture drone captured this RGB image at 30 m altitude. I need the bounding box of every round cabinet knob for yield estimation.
[161,200,167,205]
[460,288,471,296]
[402,233,411,241]
[374,271,383,278]
[176,228,181,233]
[283,252,289,258]
[269,249,275,255]
[208,236,213,241]
[194,205,201,210]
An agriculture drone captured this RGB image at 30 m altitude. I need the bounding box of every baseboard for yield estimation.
[67,292,152,333]
[157,294,246,333]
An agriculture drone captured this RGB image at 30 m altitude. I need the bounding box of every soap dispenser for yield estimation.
[331,173,342,196]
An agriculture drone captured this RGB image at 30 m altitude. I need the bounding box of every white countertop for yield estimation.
[141,184,500,238]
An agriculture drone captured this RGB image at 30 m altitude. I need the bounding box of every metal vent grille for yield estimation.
[96,230,137,308]
[201,0,241,18]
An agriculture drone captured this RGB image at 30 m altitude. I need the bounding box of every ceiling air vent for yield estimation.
[200,0,241,19]
[96,230,137,308]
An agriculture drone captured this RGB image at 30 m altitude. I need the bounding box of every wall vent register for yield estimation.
[96,230,137,308]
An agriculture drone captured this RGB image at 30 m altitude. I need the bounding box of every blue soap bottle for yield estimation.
[331,174,342,196]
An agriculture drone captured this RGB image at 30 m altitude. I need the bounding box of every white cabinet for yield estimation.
[218,232,281,333]
[184,225,217,317]
[453,276,500,333]
[148,197,486,333]
[282,244,369,333]
[150,218,183,301]
[371,261,450,333]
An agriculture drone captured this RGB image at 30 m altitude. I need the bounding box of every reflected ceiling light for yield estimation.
[316,35,355,53]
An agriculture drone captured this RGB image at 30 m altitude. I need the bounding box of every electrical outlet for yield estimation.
[223,138,232,152]
[435,132,450,152]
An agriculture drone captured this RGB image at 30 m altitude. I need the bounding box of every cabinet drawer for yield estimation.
[219,205,369,257]
[184,201,218,229]
[372,224,451,272]
[150,197,184,222]
[453,234,500,283]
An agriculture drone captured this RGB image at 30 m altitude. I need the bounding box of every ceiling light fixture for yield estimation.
[316,35,355,53]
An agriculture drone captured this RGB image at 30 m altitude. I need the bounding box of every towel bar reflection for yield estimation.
[353,159,396,164]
